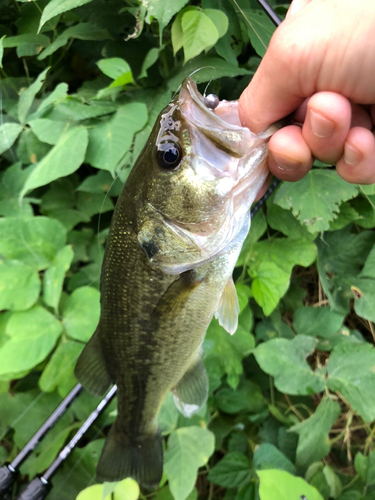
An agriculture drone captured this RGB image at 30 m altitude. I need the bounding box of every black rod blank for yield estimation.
[16,385,117,500]
[0,383,83,497]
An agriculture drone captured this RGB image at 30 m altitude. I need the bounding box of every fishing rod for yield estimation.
[15,385,117,500]
[0,1,282,498]
[0,384,84,497]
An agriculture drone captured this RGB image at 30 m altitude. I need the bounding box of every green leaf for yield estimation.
[204,320,254,389]
[327,343,375,422]
[274,170,358,233]
[0,123,23,155]
[112,478,140,500]
[145,0,189,41]
[353,278,375,322]
[208,452,250,487]
[253,443,296,475]
[33,82,69,117]
[139,47,162,79]
[18,68,49,125]
[250,261,290,316]
[257,469,324,500]
[266,201,315,241]
[39,339,83,396]
[215,381,266,414]
[28,119,72,145]
[77,170,122,196]
[354,450,375,487]
[253,335,326,395]
[164,426,215,500]
[21,127,88,197]
[158,392,179,435]
[181,10,219,63]
[203,9,229,38]
[86,103,148,174]
[43,245,74,310]
[294,306,344,339]
[97,58,133,86]
[289,397,340,468]
[38,23,110,60]
[322,465,342,499]
[0,35,4,68]
[0,305,62,376]
[62,286,100,342]
[0,216,66,270]
[241,10,275,57]
[76,484,103,500]
[0,259,40,311]
[39,0,94,31]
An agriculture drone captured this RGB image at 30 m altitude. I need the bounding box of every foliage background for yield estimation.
[1,0,375,499]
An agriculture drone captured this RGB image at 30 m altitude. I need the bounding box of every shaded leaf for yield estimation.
[145,0,190,41]
[241,10,275,57]
[253,443,296,475]
[274,170,358,233]
[289,397,340,468]
[62,286,100,342]
[43,245,74,310]
[208,452,250,487]
[18,68,49,125]
[164,426,214,500]
[39,0,94,31]
[0,305,62,377]
[0,123,23,155]
[253,335,325,395]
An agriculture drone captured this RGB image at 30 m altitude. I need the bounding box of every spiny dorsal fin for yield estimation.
[214,276,239,335]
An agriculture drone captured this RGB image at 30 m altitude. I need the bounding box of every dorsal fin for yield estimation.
[214,277,239,335]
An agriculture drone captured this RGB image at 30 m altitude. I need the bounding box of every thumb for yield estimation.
[238,1,316,133]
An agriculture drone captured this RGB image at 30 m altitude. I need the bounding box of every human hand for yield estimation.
[239,0,375,185]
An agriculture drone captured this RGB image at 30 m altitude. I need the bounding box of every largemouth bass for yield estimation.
[74,78,276,487]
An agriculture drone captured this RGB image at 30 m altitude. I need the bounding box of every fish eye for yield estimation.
[157,143,182,170]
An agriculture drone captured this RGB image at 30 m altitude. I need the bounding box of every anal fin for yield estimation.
[173,355,208,418]
[214,276,239,335]
[74,328,112,397]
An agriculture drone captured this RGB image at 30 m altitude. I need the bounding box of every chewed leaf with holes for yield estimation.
[274,170,358,233]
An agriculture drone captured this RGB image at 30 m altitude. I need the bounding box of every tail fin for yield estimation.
[96,423,163,489]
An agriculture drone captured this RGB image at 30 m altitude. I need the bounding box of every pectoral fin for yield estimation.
[214,276,239,335]
[172,355,208,418]
[74,328,112,397]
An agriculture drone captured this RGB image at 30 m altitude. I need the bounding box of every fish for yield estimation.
[74,77,277,488]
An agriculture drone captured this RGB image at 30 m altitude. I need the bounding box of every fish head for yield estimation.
[134,78,275,273]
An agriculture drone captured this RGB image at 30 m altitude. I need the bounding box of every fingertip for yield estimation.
[267,125,313,181]
[336,127,375,184]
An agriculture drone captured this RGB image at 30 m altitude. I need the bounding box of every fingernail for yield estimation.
[344,143,362,165]
[309,110,336,138]
[271,153,303,172]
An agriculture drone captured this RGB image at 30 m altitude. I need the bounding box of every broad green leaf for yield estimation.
[181,10,219,63]
[39,0,94,31]
[28,119,72,145]
[21,127,88,197]
[266,202,315,241]
[204,319,254,389]
[139,47,162,79]
[38,23,110,60]
[0,216,66,270]
[0,305,62,376]
[353,278,375,322]
[62,286,100,342]
[0,123,23,155]
[145,0,189,41]
[274,170,358,233]
[86,103,147,174]
[43,245,74,310]
[355,450,375,487]
[250,261,290,315]
[316,227,375,314]
[39,339,83,396]
[97,58,133,86]
[76,484,103,500]
[258,469,324,500]
[0,259,40,311]
[77,170,122,196]
[112,478,140,500]
[289,397,340,468]
[204,9,229,38]
[34,83,69,117]
[18,68,49,125]
[253,335,326,395]
[0,35,4,68]
[2,34,50,52]
[76,191,114,219]
[16,128,51,165]
[56,101,117,121]
[208,452,250,487]
[215,381,266,414]
[294,306,344,339]
[241,10,275,57]
[253,443,296,475]
[327,343,375,422]
[164,426,215,500]
[322,465,342,499]
[158,392,179,435]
